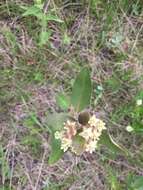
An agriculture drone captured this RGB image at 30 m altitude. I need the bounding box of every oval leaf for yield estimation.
[46,113,68,133]
[71,68,92,112]
[48,135,63,165]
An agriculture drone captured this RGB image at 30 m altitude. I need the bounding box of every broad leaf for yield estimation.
[56,93,70,110]
[47,113,68,133]
[98,131,128,156]
[71,68,92,112]
[48,135,64,165]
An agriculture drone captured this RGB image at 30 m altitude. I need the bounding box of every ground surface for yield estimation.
[0,0,143,190]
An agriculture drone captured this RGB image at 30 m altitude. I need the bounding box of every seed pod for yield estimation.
[78,111,90,125]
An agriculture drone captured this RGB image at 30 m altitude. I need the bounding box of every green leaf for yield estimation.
[56,93,70,110]
[98,131,128,156]
[135,90,143,100]
[46,14,63,23]
[107,168,123,190]
[47,113,68,133]
[72,134,85,155]
[63,33,71,45]
[71,68,92,112]
[34,72,44,81]
[131,176,143,190]
[34,0,42,5]
[48,135,64,165]
[22,6,42,17]
[39,30,52,46]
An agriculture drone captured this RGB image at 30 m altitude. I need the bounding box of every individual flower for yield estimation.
[60,137,72,152]
[55,131,63,139]
[64,120,77,139]
[126,125,134,132]
[136,99,142,106]
[78,127,93,141]
[88,115,106,130]
[84,139,98,153]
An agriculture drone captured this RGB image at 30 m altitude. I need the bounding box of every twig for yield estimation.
[43,0,51,14]
[34,149,47,190]
[23,159,35,190]
[131,24,143,54]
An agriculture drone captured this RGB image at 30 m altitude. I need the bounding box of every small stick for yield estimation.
[43,0,51,14]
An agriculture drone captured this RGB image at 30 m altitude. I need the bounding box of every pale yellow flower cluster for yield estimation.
[79,115,106,153]
[55,115,106,154]
[55,120,77,152]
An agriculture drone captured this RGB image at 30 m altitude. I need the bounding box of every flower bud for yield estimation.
[78,111,90,125]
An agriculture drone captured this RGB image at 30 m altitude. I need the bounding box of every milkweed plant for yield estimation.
[47,68,127,164]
